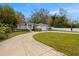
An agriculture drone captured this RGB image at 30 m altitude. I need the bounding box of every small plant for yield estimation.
[0,23,12,41]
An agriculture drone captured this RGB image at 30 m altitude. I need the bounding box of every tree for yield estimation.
[30,8,49,24]
[51,8,69,28]
[0,5,17,30]
[51,14,58,27]
[16,12,26,25]
[46,16,53,26]
[59,8,67,17]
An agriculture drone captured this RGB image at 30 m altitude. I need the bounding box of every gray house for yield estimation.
[17,23,49,31]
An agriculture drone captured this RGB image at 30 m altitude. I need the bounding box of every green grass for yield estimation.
[0,31,29,41]
[8,31,28,38]
[33,32,79,56]
[0,32,7,41]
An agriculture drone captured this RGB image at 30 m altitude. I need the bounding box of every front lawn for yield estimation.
[0,32,7,41]
[8,31,28,38]
[0,31,29,41]
[33,32,79,56]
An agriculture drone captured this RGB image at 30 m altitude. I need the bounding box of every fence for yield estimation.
[51,27,79,32]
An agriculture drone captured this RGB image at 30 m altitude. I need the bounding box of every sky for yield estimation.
[1,3,79,21]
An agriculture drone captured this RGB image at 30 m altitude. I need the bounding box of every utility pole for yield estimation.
[71,22,73,32]
[70,20,77,32]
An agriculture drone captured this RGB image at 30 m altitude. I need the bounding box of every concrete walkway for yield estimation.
[0,32,65,56]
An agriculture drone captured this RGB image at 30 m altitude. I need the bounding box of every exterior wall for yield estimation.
[17,24,27,29]
[17,23,34,30]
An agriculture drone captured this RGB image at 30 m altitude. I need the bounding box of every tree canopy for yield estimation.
[0,5,17,28]
[29,8,49,24]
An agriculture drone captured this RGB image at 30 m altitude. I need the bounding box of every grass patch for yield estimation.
[0,31,29,41]
[8,31,28,38]
[33,32,79,56]
[0,32,7,41]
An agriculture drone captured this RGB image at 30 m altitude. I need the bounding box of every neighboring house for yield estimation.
[17,22,49,31]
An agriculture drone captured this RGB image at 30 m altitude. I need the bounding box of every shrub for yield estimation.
[34,28,42,31]
[15,29,30,32]
[48,27,52,31]
[0,23,12,34]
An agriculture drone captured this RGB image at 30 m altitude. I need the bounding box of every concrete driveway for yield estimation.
[0,32,65,56]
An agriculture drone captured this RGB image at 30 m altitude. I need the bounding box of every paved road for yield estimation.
[0,32,65,56]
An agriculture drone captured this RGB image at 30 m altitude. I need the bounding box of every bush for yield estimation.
[0,32,7,41]
[48,27,52,31]
[0,23,12,34]
[34,28,42,31]
[54,23,65,28]
[15,29,30,32]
